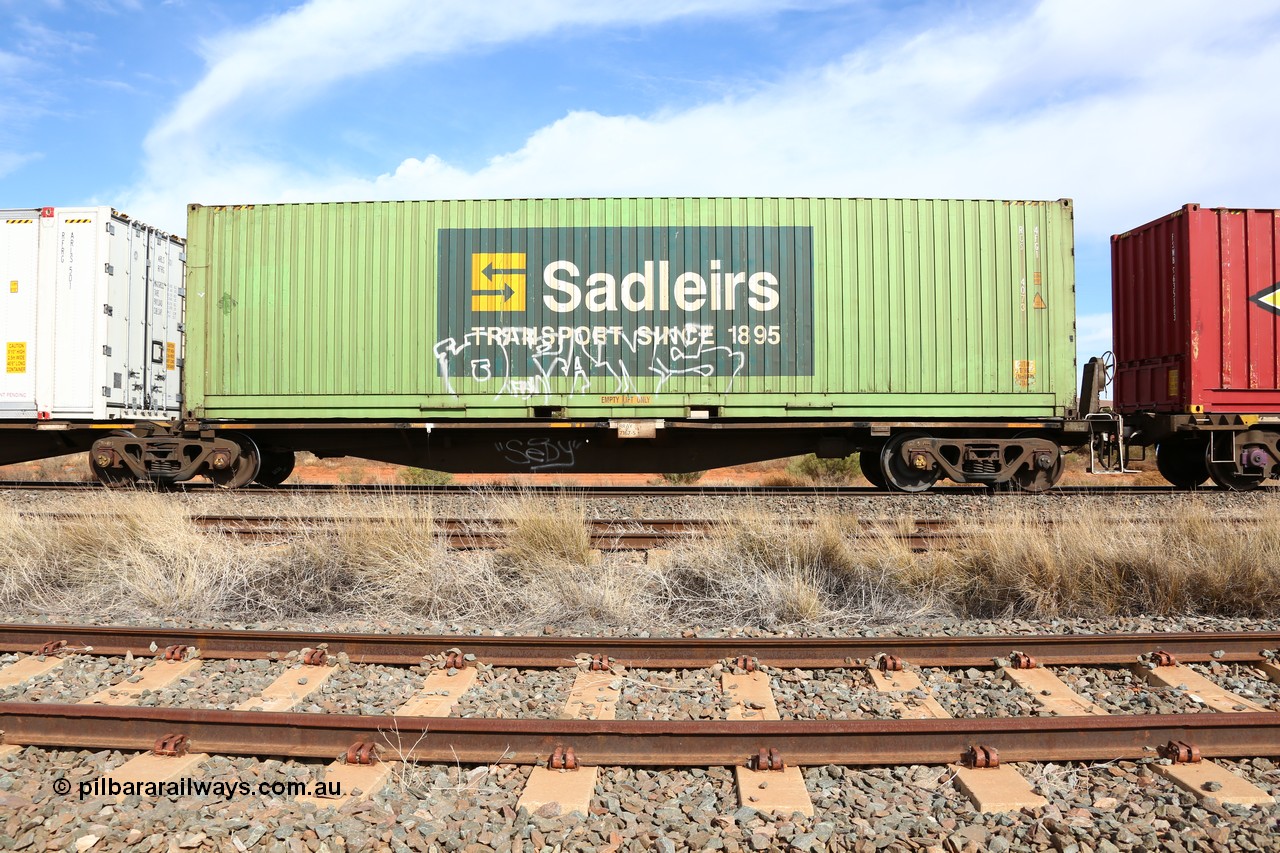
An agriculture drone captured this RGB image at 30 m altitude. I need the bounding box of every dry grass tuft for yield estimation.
[936,500,1280,618]
[0,491,253,615]
[656,513,931,630]
[492,489,595,568]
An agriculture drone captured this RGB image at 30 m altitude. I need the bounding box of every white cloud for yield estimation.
[1075,311,1113,364]
[122,0,1280,240]
[0,151,39,179]
[148,0,827,150]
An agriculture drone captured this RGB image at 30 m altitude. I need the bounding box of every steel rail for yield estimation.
[15,513,953,550]
[3,624,1276,668]
[21,512,1271,551]
[0,481,1208,497]
[1,702,1277,766]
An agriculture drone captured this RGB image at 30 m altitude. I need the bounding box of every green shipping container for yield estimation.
[184,198,1077,420]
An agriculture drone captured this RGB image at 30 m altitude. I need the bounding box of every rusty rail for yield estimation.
[1,624,1276,668]
[0,480,1204,497]
[12,513,954,550]
[2,702,1277,766]
[19,511,1270,551]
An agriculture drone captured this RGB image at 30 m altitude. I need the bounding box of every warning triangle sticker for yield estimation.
[1032,293,1047,310]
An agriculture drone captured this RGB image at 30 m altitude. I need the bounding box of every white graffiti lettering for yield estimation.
[432,322,746,401]
[495,438,582,472]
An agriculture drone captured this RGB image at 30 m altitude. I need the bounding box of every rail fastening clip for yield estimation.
[153,733,190,757]
[549,745,578,771]
[878,654,904,673]
[34,640,66,657]
[1159,741,1202,764]
[1009,651,1038,669]
[162,644,191,661]
[345,742,380,765]
[750,747,786,771]
[965,745,1000,769]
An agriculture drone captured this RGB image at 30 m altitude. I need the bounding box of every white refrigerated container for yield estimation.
[0,206,184,420]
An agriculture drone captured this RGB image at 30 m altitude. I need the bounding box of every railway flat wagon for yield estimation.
[1112,203,1280,490]
[0,206,184,467]
[95,197,1082,490]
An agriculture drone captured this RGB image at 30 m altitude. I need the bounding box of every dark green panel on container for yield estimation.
[184,197,1076,420]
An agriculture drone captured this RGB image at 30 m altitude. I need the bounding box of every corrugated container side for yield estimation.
[186,198,1077,420]
[1114,204,1280,414]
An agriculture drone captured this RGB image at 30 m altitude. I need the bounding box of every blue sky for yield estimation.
[3,0,1279,365]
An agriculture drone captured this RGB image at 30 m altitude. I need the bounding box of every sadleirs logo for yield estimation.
[1250,281,1280,316]
[471,252,526,311]
[437,226,815,385]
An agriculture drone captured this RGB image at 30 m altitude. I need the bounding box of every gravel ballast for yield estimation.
[449,666,574,719]
[2,747,1278,852]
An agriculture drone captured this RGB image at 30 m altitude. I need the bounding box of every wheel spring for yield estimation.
[966,457,998,475]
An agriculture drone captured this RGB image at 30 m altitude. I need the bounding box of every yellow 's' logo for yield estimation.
[471,253,526,311]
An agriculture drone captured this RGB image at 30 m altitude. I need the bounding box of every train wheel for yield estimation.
[1204,440,1263,492]
[1155,437,1209,489]
[206,434,262,490]
[255,450,296,487]
[89,456,135,488]
[1007,432,1064,493]
[89,431,137,488]
[860,445,887,489]
[880,432,940,493]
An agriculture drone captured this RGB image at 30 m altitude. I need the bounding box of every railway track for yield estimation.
[11,510,1275,551]
[2,510,921,548]
[1,624,1278,817]
[2,623,1276,667]
[31,512,948,549]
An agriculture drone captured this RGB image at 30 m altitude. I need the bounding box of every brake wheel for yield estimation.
[860,444,887,489]
[1156,437,1209,489]
[1006,431,1064,493]
[880,432,940,493]
[255,450,296,487]
[206,435,262,490]
[1205,441,1264,492]
[89,431,137,488]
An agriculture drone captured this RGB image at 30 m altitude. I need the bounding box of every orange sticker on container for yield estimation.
[1168,368,1179,398]
[6,342,26,374]
[1032,293,1047,310]
[166,342,176,371]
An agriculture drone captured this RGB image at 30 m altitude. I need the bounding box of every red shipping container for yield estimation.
[1112,204,1280,414]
